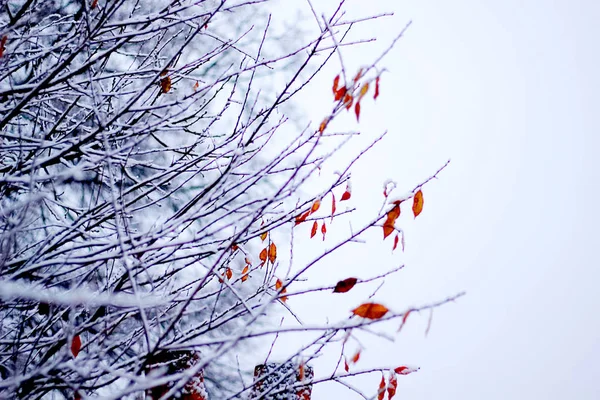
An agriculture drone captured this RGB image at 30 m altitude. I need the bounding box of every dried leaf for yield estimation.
[241,265,249,282]
[388,204,401,221]
[394,366,420,375]
[321,221,327,240]
[358,82,369,100]
[333,277,358,293]
[0,36,7,58]
[388,371,398,399]
[299,362,305,381]
[343,93,353,110]
[383,221,395,239]
[352,303,389,320]
[353,68,363,83]
[71,335,81,358]
[259,248,267,264]
[275,278,287,302]
[193,81,199,90]
[351,350,361,364]
[397,310,411,332]
[160,76,171,93]
[91,0,98,9]
[344,358,350,372]
[393,234,399,251]
[412,190,424,217]
[331,193,336,222]
[311,199,321,214]
[374,76,380,100]
[377,374,386,400]
[334,86,347,101]
[295,210,310,225]
[231,243,239,251]
[332,74,340,94]
[260,232,268,242]
[310,221,318,238]
[268,242,277,264]
[319,118,328,134]
[354,102,361,122]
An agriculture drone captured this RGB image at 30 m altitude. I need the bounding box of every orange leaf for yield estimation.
[319,118,328,134]
[226,267,233,280]
[412,190,424,218]
[393,234,399,251]
[268,242,277,264]
[259,248,267,264]
[260,231,268,242]
[377,374,386,400]
[160,76,171,93]
[352,303,389,320]
[343,93,353,110]
[383,221,395,239]
[333,277,358,293]
[351,350,361,364]
[71,335,81,358]
[275,278,287,302]
[299,362,305,381]
[387,204,401,222]
[353,68,363,83]
[332,75,340,94]
[331,193,336,222]
[354,102,361,122]
[321,221,327,240]
[388,372,398,399]
[193,81,199,90]
[310,221,318,238]
[91,0,98,9]
[295,210,310,225]
[311,199,321,214]
[241,265,249,282]
[358,82,369,100]
[334,86,347,101]
[245,257,252,266]
[374,76,380,100]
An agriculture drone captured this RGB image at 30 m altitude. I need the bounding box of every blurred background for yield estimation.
[270,0,600,398]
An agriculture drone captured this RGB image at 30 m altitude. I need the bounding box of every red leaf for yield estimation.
[332,75,340,94]
[374,76,380,100]
[412,190,424,218]
[331,193,336,222]
[394,366,420,375]
[388,371,398,399]
[334,86,347,101]
[354,102,361,122]
[91,0,98,9]
[353,68,363,83]
[351,350,361,364]
[71,335,81,358]
[393,234,399,251]
[352,303,389,320]
[344,358,349,372]
[343,93,353,110]
[231,243,239,251]
[295,210,310,225]
[321,221,327,240]
[310,221,318,238]
[377,374,386,400]
[340,191,351,201]
[0,35,8,58]
[333,277,358,293]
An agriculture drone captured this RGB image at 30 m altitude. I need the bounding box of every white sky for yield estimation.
[265,0,600,399]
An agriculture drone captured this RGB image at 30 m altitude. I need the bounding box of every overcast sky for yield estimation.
[266,0,600,399]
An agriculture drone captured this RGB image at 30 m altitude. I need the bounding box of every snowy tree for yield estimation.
[0,0,460,399]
